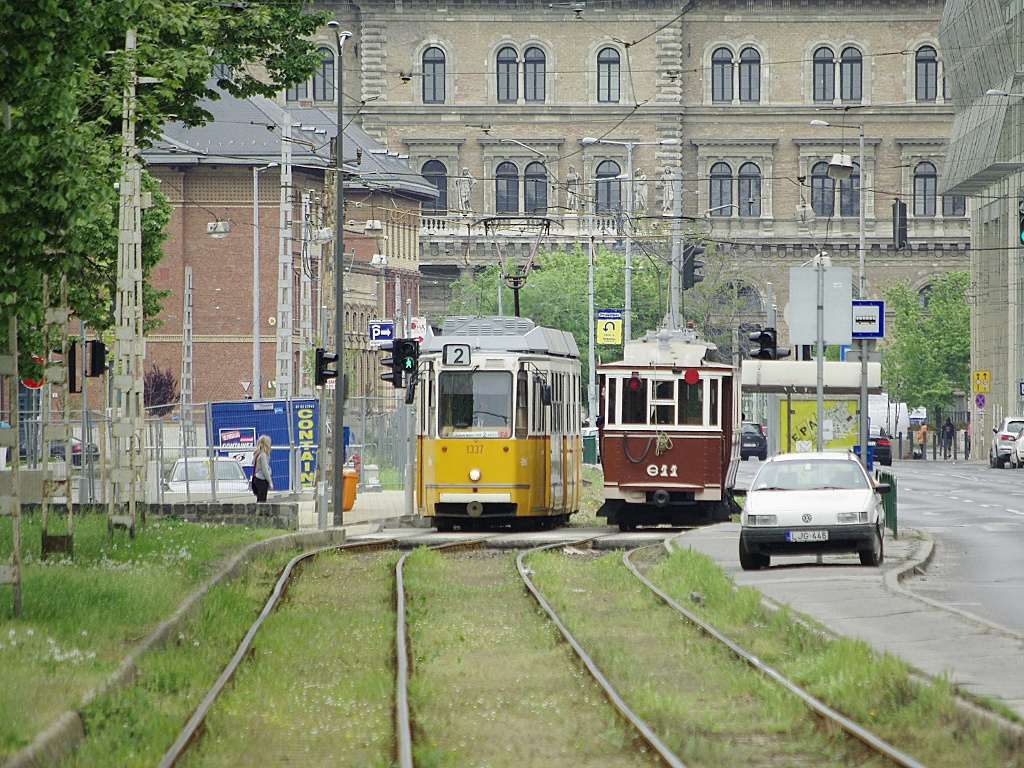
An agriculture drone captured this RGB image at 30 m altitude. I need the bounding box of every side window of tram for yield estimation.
[651,379,674,425]
[605,378,617,425]
[709,378,719,426]
[678,381,703,425]
[516,371,529,438]
[622,376,647,424]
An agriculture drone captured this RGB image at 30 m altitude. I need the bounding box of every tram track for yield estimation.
[151,530,1013,767]
[521,539,935,768]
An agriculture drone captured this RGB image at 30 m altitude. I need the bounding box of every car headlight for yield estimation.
[837,511,868,523]
[746,514,777,526]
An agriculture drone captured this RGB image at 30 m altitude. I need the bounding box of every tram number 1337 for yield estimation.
[646,464,678,478]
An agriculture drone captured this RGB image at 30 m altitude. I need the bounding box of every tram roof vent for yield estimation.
[442,316,536,337]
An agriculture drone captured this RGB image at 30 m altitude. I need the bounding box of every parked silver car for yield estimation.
[990,417,1024,468]
[164,457,250,496]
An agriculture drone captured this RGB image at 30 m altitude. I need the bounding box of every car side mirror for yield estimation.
[994,427,999,433]
[874,482,891,495]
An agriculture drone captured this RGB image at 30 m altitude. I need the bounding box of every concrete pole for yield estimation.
[624,145,633,342]
[857,125,869,469]
[330,24,352,525]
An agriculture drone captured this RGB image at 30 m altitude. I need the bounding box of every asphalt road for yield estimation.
[738,456,1024,635]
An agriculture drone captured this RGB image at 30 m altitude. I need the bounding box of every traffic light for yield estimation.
[68,342,80,393]
[397,338,419,377]
[85,340,107,377]
[314,347,339,387]
[747,327,789,360]
[380,339,403,388]
[892,199,908,250]
[682,242,705,290]
[1018,199,1024,245]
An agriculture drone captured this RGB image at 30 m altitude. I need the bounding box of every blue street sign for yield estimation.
[369,320,394,346]
[851,300,885,339]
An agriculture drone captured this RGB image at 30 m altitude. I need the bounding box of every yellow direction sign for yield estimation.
[972,370,990,393]
[597,309,623,345]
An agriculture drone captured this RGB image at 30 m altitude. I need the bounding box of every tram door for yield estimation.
[549,371,565,511]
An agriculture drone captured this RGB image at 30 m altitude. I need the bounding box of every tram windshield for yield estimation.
[439,371,513,436]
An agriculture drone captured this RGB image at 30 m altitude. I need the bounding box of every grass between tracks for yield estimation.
[403,548,663,768]
[0,513,283,762]
[530,546,1024,768]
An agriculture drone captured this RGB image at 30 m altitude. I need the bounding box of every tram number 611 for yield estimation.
[646,464,678,478]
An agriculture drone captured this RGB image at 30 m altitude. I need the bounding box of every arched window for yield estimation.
[709,162,732,216]
[524,161,547,213]
[423,47,446,104]
[738,48,760,103]
[286,78,308,102]
[597,48,620,103]
[916,46,938,101]
[421,160,448,213]
[313,48,334,102]
[918,284,932,310]
[711,48,733,102]
[736,284,763,314]
[595,160,621,214]
[811,161,835,216]
[211,62,232,82]
[813,47,835,102]
[943,194,966,217]
[496,161,519,213]
[737,163,761,217]
[497,46,518,103]
[524,47,546,102]
[914,161,937,216]
[838,162,861,217]
[839,47,862,102]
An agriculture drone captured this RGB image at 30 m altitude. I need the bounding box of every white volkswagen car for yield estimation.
[739,452,889,571]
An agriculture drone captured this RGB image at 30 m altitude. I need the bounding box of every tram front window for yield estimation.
[439,371,513,434]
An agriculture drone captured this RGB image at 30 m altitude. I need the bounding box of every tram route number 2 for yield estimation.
[646,464,678,477]
[443,344,472,366]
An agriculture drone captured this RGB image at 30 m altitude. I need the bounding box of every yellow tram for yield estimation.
[415,316,582,531]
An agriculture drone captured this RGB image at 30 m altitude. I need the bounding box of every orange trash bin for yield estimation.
[342,468,358,511]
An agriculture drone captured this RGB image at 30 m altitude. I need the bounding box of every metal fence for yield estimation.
[10,395,413,506]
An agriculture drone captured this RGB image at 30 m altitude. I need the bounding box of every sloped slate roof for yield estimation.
[144,90,437,201]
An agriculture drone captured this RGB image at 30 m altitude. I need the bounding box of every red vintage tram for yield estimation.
[596,326,740,530]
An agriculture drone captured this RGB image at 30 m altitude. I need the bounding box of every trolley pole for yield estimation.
[405,299,415,518]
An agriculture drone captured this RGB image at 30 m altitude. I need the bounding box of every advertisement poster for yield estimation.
[219,427,257,467]
[782,399,857,452]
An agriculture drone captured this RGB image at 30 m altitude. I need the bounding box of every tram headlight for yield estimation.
[469,468,482,482]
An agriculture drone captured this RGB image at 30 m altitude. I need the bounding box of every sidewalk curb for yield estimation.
[885,529,1024,645]
[2,528,346,768]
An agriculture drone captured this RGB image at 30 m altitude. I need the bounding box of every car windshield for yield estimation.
[869,426,886,438]
[1006,420,1024,435]
[751,459,869,491]
[742,423,763,435]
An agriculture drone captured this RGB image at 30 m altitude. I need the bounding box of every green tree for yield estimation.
[881,271,970,420]
[1,0,329,360]
[446,234,750,398]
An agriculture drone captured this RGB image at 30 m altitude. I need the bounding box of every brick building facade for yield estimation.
[142,92,436,409]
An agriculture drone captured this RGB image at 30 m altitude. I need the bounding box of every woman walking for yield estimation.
[252,434,274,502]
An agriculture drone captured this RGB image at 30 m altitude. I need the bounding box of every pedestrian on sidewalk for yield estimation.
[252,434,274,503]
[917,422,928,460]
[941,417,955,460]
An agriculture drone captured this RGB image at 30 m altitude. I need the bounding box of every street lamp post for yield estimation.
[581,137,678,341]
[329,22,352,526]
[252,163,277,400]
[811,118,868,466]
